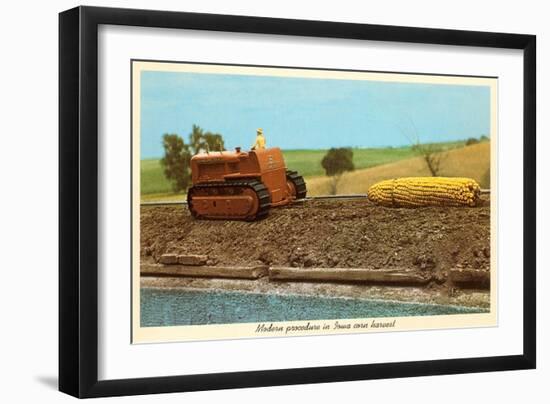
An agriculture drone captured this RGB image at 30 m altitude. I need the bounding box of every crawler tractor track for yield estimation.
[286,170,307,200]
[187,179,271,221]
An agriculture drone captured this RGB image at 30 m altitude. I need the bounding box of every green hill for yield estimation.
[140,140,471,201]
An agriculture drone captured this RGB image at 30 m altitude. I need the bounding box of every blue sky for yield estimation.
[140,70,491,159]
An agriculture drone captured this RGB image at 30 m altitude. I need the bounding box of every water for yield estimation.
[140,288,488,327]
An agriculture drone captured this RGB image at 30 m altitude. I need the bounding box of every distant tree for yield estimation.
[189,125,206,155]
[189,124,225,154]
[202,132,225,152]
[466,137,480,146]
[480,135,490,142]
[321,148,355,195]
[160,133,192,192]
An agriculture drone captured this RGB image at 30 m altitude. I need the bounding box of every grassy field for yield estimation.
[141,159,174,195]
[141,140,469,200]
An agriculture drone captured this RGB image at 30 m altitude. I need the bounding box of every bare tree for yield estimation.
[413,143,445,176]
[398,117,447,177]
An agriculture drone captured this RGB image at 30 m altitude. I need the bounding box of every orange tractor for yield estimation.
[187,147,306,220]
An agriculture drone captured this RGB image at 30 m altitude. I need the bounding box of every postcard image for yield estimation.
[131,60,497,343]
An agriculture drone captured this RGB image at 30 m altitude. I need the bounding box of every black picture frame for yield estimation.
[59,5,536,398]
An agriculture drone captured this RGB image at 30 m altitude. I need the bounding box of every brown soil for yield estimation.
[141,197,491,277]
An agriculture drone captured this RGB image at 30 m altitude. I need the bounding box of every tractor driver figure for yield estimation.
[251,128,266,150]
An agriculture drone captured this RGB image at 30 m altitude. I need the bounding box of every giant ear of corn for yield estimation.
[368,177,481,208]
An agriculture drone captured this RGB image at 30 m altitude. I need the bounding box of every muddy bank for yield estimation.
[141,276,490,309]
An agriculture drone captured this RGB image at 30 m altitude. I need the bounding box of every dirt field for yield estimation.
[141,196,491,277]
